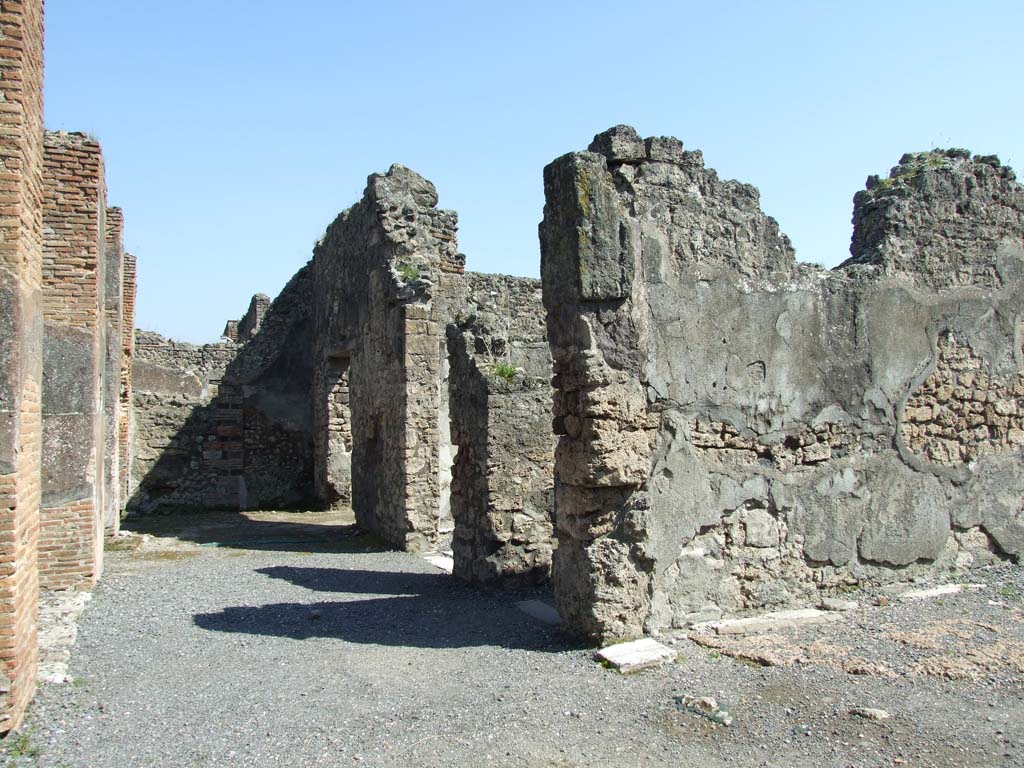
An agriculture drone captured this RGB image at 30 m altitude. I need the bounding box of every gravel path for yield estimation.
[2,511,1023,768]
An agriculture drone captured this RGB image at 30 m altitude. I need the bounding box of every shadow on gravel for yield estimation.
[193,596,569,651]
[121,510,384,554]
[194,566,573,652]
[255,565,448,595]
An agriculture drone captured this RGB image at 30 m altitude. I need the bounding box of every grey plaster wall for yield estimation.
[541,126,1024,641]
[40,324,97,507]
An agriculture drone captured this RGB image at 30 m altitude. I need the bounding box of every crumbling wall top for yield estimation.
[237,292,272,342]
[541,126,796,308]
[845,149,1024,288]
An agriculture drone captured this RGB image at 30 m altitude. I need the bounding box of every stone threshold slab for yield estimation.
[595,638,677,673]
[691,608,845,636]
[898,583,985,600]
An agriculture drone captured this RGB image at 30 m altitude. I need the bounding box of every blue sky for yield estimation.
[45,1,1024,343]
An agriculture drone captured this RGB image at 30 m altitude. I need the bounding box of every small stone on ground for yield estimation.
[516,599,561,626]
[422,553,454,574]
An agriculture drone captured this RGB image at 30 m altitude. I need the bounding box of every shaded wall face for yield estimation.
[541,126,1024,642]
[128,269,315,514]
[39,132,108,591]
[313,354,352,506]
[0,0,45,731]
[446,274,554,585]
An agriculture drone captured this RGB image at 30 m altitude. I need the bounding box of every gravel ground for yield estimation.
[2,511,1023,768]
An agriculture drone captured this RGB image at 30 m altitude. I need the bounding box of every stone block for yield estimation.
[595,637,677,673]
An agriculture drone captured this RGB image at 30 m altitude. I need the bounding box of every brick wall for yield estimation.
[39,131,107,591]
[0,0,44,732]
[101,207,123,531]
[119,252,136,511]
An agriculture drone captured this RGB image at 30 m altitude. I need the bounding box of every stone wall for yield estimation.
[540,126,1024,641]
[0,0,44,732]
[309,164,557,573]
[446,274,554,584]
[237,293,270,342]
[39,131,107,591]
[311,165,461,552]
[129,270,315,513]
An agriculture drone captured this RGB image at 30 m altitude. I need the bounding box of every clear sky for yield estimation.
[45,1,1024,343]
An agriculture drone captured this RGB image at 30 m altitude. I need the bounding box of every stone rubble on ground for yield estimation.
[37,590,92,685]
[675,694,734,726]
[850,707,892,721]
[819,597,859,612]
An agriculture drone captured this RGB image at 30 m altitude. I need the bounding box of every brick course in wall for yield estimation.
[39,131,107,591]
[0,0,45,732]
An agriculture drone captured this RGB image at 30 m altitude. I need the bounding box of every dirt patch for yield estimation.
[689,634,896,677]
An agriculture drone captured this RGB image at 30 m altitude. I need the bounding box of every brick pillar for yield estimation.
[39,132,107,590]
[0,0,45,733]
[102,207,123,532]
[118,253,136,512]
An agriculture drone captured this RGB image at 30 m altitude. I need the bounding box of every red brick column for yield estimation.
[119,252,136,513]
[0,0,45,733]
[102,207,124,532]
[39,131,107,590]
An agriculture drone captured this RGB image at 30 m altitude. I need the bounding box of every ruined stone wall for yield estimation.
[129,332,234,512]
[101,206,124,531]
[237,293,270,342]
[39,131,107,591]
[0,0,44,731]
[446,273,554,584]
[309,165,558,568]
[845,150,1024,289]
[541,126,1024,641]
[311,165,461,551]
[118,252,136,508]
[129,271,315,513]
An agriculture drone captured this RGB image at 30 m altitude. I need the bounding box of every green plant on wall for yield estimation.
[491,361,518,380]
[396,262,420,282]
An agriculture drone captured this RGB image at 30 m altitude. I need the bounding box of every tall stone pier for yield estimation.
[541,126,1024,641]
